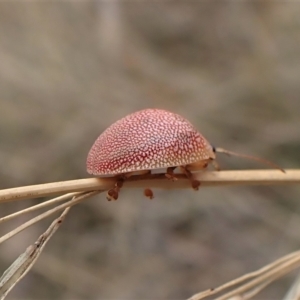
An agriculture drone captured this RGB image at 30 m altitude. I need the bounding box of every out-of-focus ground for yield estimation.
[0,2,299,300]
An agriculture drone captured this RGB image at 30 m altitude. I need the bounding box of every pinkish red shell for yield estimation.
[87,109,215,175]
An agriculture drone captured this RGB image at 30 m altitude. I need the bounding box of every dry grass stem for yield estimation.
[0,192,84,224]
[283,272,300,300]
[239,280,273,300]
[0,170,299,204]
[1,169,300,299]
[0,207,70,300]
[0,191,100,245]
[188,251,300,300]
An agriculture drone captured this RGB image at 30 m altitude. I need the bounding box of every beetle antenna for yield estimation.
[215,147,285,173]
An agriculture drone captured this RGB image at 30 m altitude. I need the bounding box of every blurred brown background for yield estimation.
[0,2,299,300]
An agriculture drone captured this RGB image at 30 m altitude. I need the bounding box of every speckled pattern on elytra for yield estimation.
[86,109,215,175]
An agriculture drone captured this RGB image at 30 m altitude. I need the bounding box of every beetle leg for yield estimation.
[165,167,178,181]
[180,166,200,190]
[124,171,155,199]
[107,170,153,201]
[106,178,124,201]
[144,188,154,199]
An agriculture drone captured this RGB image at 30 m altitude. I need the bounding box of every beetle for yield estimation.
[87,108,284,200]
